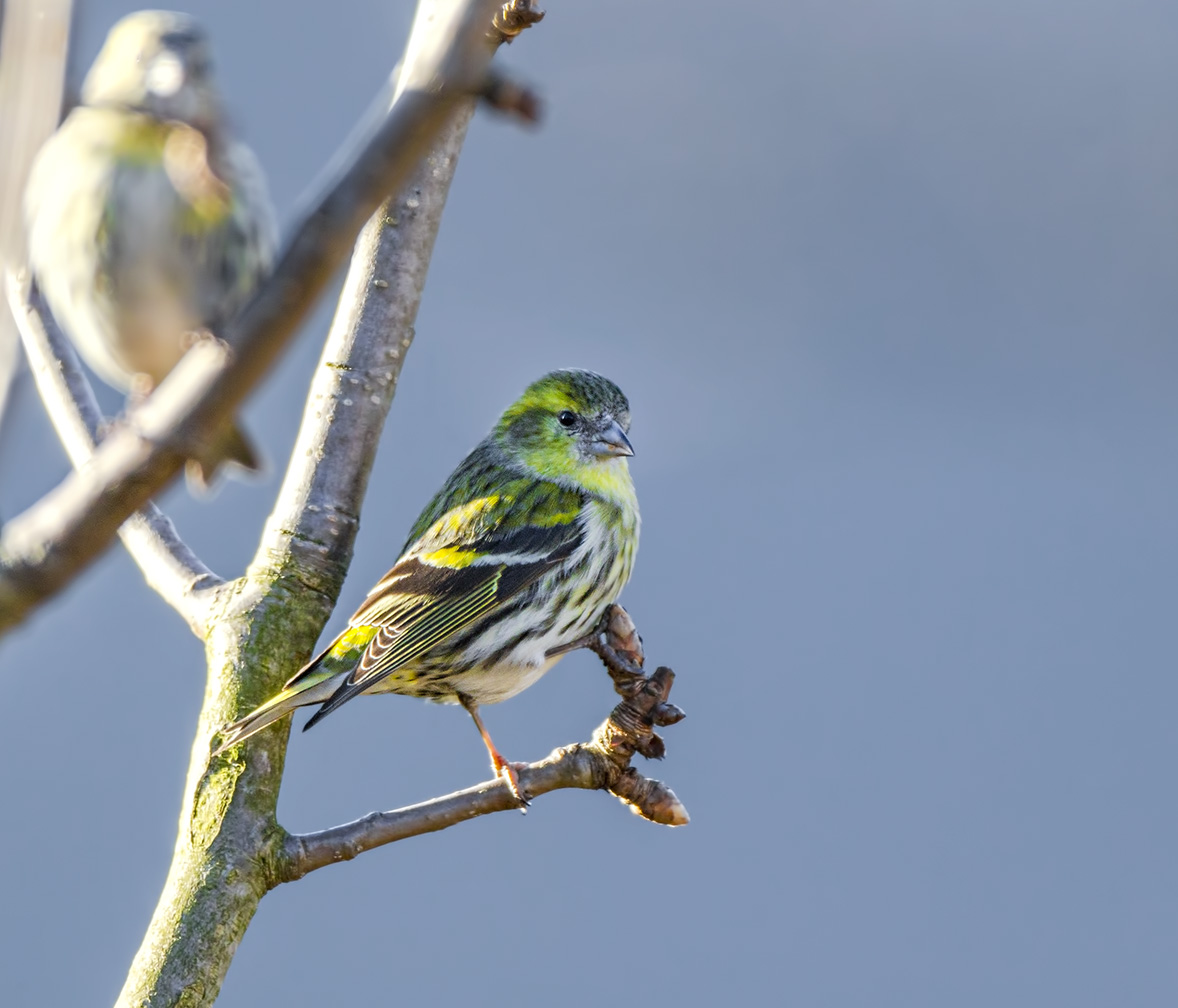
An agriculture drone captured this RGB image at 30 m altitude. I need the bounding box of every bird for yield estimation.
[24,9,277,491]
[215,368,640,803]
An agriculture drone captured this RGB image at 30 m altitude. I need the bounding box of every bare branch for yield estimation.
[245,1,545,604]
[0,0,511,636]
[280,605,688,882]
[7,273,222,636]
[246,109,477,599]
[282,744,688,881]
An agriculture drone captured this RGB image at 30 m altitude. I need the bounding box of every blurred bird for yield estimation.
[24,9,277,490]
[215,369,640,802]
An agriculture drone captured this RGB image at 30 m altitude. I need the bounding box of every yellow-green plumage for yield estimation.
[24,10,276,489]
[215,369,640,777]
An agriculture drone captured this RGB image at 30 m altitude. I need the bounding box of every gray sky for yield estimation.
[2,1,1177,1005]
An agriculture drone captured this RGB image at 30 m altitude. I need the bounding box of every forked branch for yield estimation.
[0,0,522,635]
[6,2,545,637]
[113,7,548,1005]
[8,275,223,636]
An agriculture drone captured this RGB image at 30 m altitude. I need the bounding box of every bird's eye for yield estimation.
[557,410,577,428]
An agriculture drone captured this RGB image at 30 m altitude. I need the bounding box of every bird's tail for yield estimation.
[185,420,263,494]
[211,665,339,756]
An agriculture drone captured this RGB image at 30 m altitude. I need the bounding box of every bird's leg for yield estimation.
[457,693,528,809]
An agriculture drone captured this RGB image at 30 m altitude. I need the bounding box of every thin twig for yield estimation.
[279,604,689,881]
[0,0,512,635]
[282,740,688,881]
[8,273,222,635]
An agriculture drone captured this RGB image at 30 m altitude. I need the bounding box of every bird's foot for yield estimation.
[494,758,530,811]
[459,692,529,812]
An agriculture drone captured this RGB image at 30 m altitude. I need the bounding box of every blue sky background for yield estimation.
[2,1,1178,1005]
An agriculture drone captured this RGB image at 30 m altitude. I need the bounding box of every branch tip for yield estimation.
[491,0,546,42]
[281,606,688,878]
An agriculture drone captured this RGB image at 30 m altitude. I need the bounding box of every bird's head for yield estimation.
[82,11,220,129]
[494,369,635,500]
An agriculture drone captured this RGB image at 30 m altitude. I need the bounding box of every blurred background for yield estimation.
[2,1,1177,1005]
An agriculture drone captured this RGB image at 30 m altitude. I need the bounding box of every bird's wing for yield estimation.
[297,482,584,728]
[202,138,278,325]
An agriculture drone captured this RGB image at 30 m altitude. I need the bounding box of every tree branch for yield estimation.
[245,110,477,601]
[0,0,515,636]
[7,274,222,636]
[242,0,547,643]
[281,747,679,880]
[280,605,689,881]
[114,5,544,1005]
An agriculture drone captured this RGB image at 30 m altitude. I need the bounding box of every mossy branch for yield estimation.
[114,4,548,1005]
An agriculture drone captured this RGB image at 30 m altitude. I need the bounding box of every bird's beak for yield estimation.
[591,419,635,458]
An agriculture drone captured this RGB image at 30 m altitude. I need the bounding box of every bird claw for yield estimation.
[458,692,529,811]
[497,761,530,811]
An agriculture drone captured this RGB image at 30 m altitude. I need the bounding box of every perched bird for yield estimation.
[24,9,277,490]
[216,369,640,802]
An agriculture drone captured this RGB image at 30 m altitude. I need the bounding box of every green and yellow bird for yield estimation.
[24,10,277,490]
[216,369,640,800]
